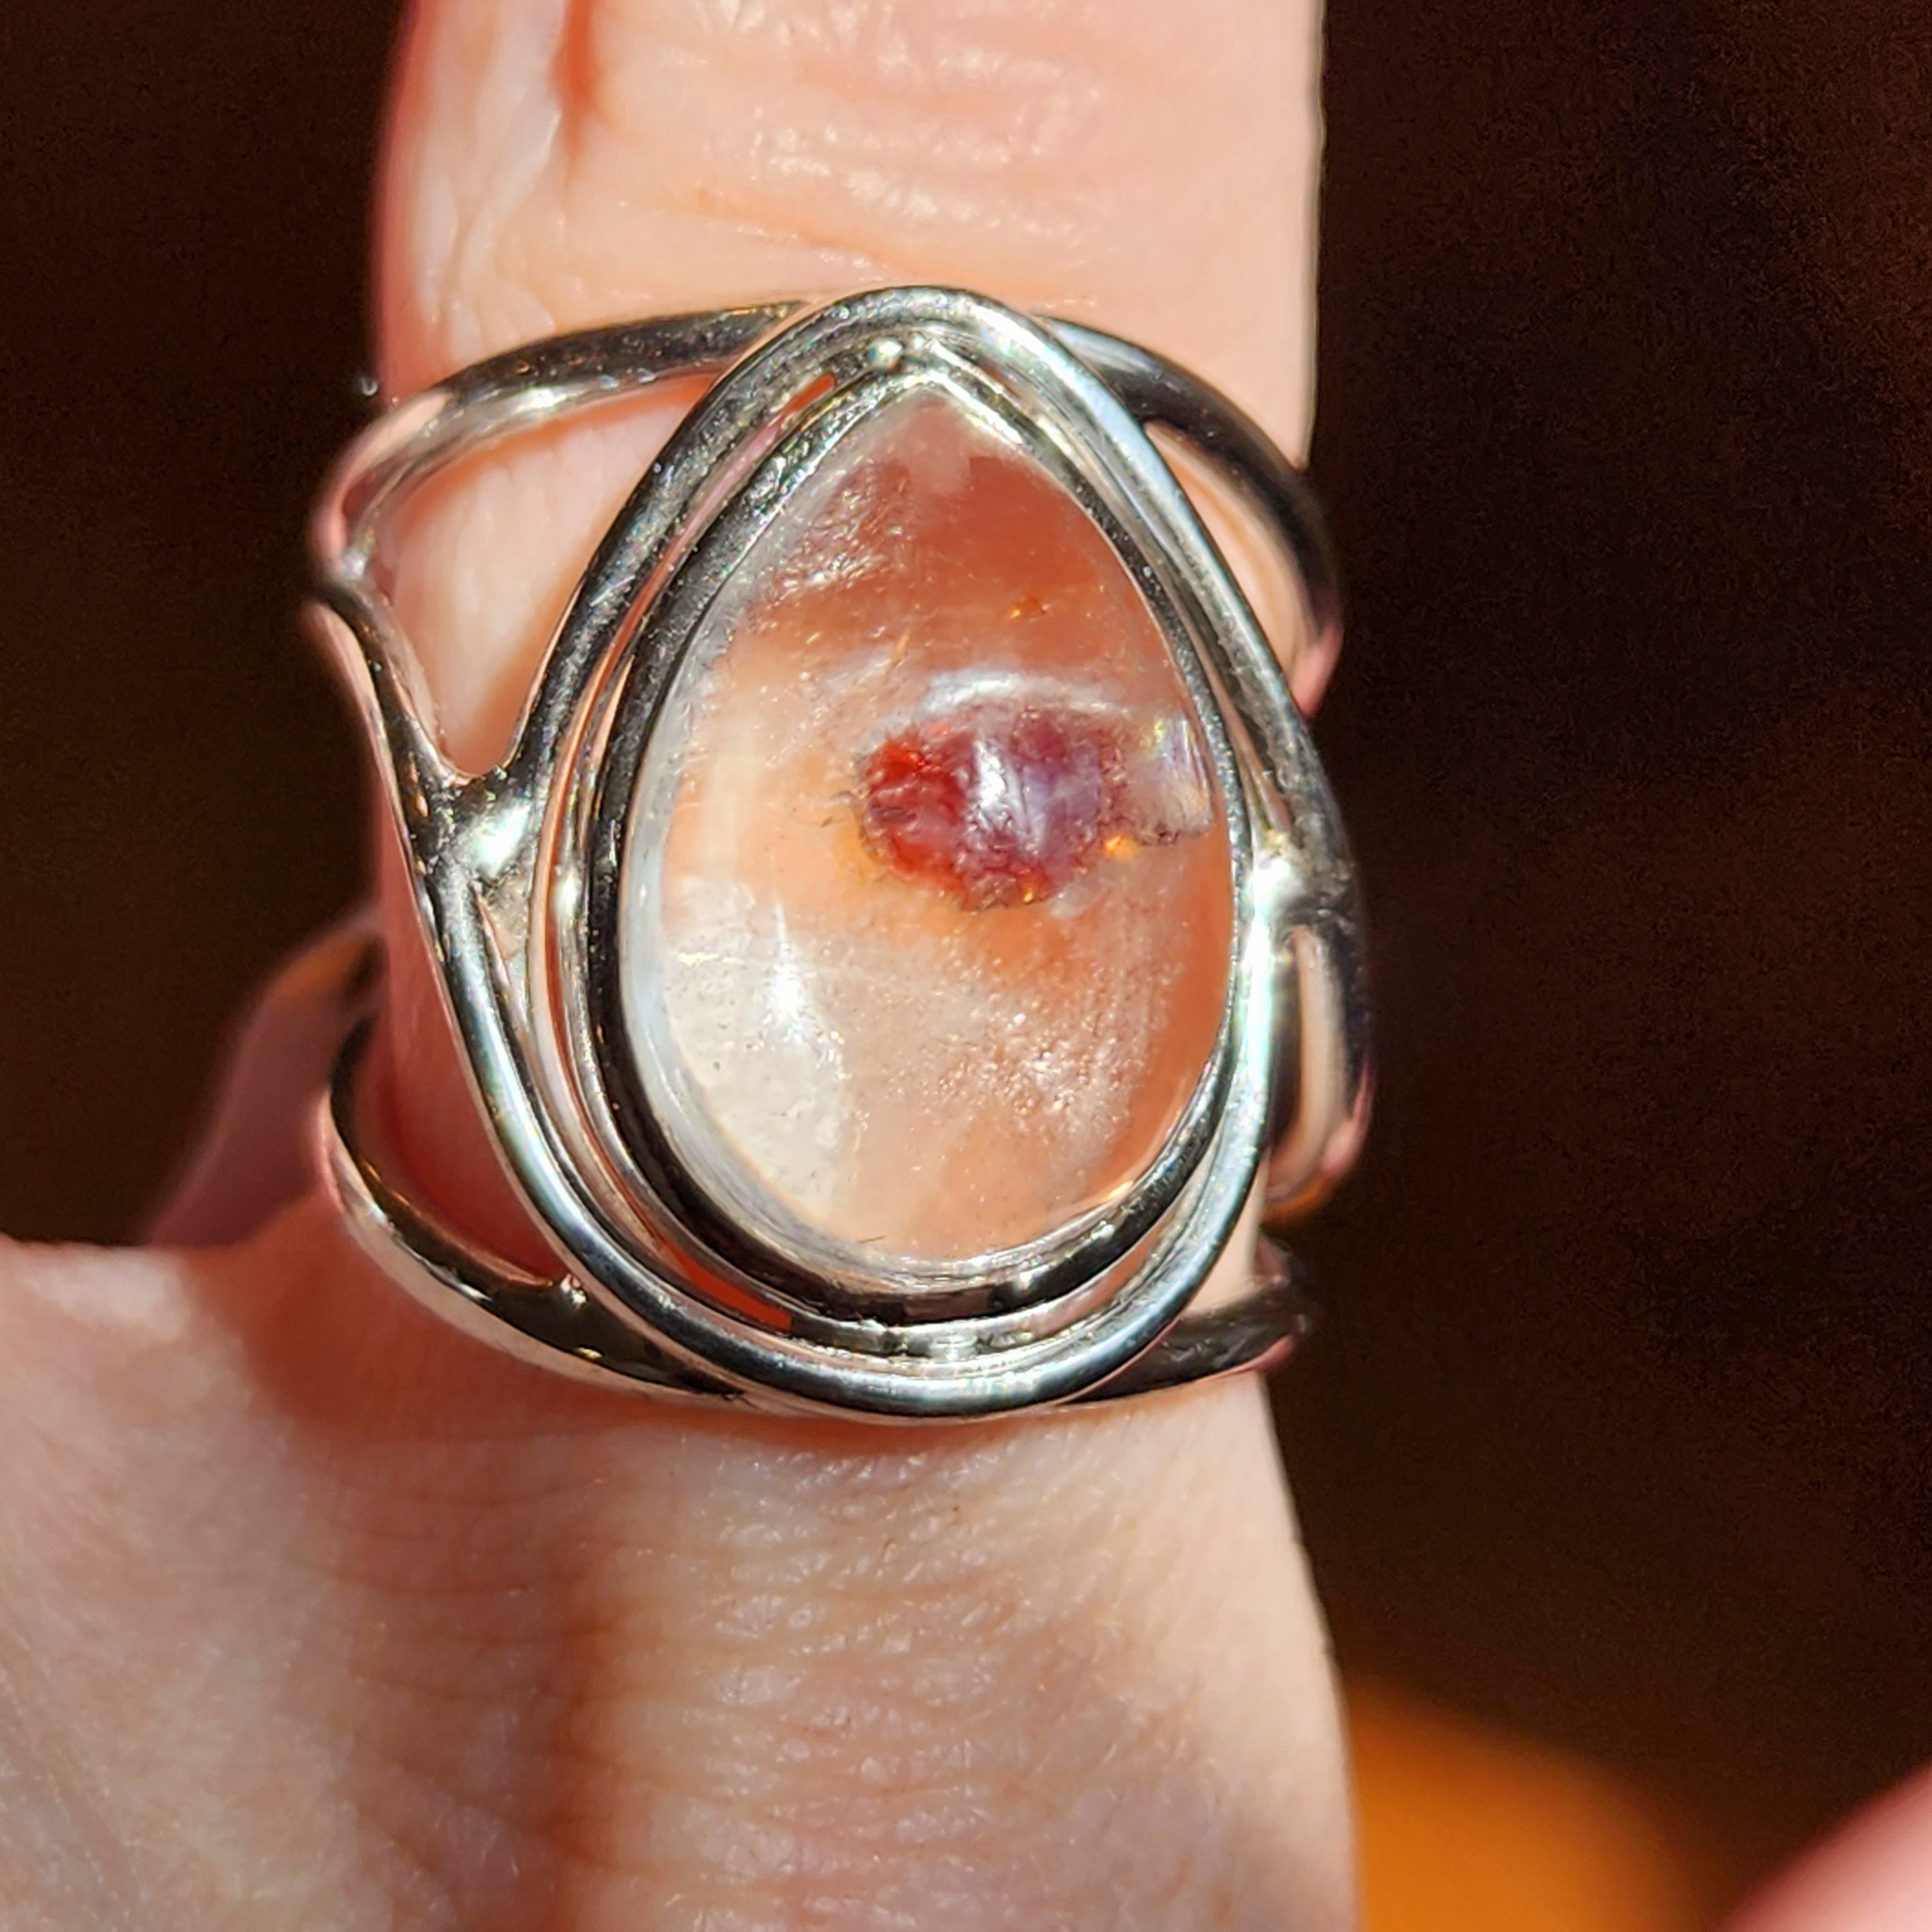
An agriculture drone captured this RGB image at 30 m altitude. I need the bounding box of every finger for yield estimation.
[149,912,377,1246]
[376,0,1332,770]
[352,0,1350,1923]
[1723,1765,1932,1932]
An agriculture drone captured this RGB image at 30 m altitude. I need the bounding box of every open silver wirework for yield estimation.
[309,287,1369,1421]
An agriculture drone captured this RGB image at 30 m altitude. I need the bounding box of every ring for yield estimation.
[308,287,1370,1422]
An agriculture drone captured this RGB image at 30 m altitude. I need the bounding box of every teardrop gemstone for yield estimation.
[619,389,1233,1272]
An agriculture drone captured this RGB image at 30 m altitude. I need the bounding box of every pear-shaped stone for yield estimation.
[621,389,1233,1272]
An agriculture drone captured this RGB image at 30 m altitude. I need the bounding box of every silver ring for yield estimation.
[308,286,1369,1422]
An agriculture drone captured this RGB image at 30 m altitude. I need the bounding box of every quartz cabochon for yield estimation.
[622,390,1234,1269]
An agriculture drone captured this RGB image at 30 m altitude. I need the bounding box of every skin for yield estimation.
[4,1,1919,1925]
[0,2,1351,1927]
[1721,1767,1932,1932]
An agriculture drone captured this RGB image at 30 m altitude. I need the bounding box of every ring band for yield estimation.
[309,287,1369,1421]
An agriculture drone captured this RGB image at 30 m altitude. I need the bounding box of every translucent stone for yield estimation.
[621,390,1233,1271]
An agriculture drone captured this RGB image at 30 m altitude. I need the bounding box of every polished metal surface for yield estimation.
[309,287,1369,1421]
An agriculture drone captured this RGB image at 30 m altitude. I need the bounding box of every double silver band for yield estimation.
[310,288,1368,1422]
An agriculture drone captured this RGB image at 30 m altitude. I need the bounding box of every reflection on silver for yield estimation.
[309,288,1370,1421]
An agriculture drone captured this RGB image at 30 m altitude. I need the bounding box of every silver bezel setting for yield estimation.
[309,287,1368,1421]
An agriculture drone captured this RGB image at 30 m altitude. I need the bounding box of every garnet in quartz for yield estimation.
[619,389,1233,1271]
[859,702,1213,910]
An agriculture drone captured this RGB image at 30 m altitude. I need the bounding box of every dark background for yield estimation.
[2,0,1926,1894]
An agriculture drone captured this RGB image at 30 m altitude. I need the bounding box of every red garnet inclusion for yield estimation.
[859,701,1211,910]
